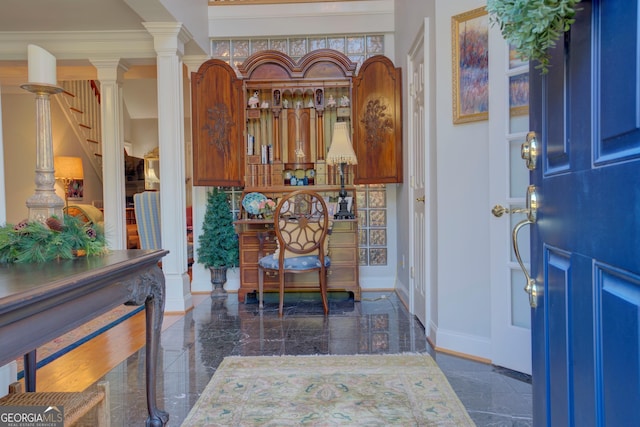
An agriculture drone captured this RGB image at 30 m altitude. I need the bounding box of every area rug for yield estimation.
[181,353,475,426]
[15,304,144,378]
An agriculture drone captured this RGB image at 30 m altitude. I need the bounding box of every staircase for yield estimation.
[56,80,103,182]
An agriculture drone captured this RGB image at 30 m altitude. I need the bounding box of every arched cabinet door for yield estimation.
[352,55,403,184]
[191,59,245,187]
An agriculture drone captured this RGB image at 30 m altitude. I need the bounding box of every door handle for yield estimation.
[416,196,425,202]
[492,185,539,308]
[521,131,538,170]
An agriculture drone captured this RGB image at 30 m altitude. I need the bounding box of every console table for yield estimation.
[0,249,169,427]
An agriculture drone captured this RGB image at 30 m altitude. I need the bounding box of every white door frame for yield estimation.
[488,25,531,374]
[407,19,436,340]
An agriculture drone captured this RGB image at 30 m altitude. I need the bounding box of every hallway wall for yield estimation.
[394,0,492,358]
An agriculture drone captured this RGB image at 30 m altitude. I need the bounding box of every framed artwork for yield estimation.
[451,7,489,124]
[67,179,84,200]
[509,73,529,117]
[323,197,338,217]
[509,43,528,69]
[344,196,353,214]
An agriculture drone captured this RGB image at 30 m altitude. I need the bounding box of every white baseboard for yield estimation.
[432,327,491,361]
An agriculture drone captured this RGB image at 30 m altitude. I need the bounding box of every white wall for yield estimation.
[394,0,492,358]
[130,118,159,158]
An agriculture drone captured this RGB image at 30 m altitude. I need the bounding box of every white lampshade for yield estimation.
[54,156,84,180]
[326,122,358,165]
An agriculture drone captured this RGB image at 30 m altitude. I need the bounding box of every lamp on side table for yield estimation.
[54,156,84,212]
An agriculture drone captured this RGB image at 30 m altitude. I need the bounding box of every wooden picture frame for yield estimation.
[509,72,529,117]
[451,7,489,124]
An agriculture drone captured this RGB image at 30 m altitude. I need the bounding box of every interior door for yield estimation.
[529,0,640,424]
[408,22,427,325]
[488,23,532,375]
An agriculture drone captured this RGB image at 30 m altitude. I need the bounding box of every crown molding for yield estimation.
[0,30,156,62]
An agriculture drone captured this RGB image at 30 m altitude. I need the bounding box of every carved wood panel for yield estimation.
[352,55,403,184]
[191,59,245,186]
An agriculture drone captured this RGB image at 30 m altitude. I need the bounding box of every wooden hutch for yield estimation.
[191,49,402,303]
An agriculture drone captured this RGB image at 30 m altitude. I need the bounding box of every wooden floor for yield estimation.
[25,294,208,393]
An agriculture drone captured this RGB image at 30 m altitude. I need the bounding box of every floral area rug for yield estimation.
[15,304,143,378]
[181,353,476,426]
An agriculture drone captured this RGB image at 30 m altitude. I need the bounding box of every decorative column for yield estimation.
[21,45,65,221]
[144,22,193,313]
[90,59,128,249]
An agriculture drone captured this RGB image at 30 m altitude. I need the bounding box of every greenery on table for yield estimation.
[197,188,239,269]
[486,0,581,73]
[0,215,108,263]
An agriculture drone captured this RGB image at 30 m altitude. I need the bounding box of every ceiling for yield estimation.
[0,0,209,119]
[0,0,146,33]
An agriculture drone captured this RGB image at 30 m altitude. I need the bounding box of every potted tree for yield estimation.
[197,188,239,297]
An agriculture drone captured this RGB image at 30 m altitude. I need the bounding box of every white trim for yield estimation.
[0,31,155,62]
[208,1,394,38]
[435,327,492,360]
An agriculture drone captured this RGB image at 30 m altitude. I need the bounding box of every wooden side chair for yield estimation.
[258,190,331,316]
[0,380,110,426]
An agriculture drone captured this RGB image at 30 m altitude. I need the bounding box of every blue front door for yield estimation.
[529,0,640,425]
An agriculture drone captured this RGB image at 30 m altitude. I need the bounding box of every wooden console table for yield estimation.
[0,249,169,426]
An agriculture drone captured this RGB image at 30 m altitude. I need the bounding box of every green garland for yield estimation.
[486,0,581,73]
[0,215,108,263]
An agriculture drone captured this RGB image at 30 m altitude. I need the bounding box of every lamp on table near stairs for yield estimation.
[54,156,84,212]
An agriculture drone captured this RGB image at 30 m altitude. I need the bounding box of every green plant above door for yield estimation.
[487,0,582,73]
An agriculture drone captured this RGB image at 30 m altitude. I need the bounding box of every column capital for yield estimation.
[143,22,193,57]
[183,55,211,76]
[89,59,129,83]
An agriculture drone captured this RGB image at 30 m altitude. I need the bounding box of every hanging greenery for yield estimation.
[486,0,581,73]
[0,215,108,263]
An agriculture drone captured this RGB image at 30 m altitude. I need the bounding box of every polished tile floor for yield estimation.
[100,291,532,426]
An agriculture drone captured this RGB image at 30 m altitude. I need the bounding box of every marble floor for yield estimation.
[99,291,533,426]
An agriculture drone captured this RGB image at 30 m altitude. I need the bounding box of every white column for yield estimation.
[144,22,193,313]
[90,60,128,250]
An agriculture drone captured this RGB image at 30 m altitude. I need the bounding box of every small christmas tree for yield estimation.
[197,188,239,269]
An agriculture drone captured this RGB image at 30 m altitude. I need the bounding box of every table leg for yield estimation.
[145,295,168,427]
[23,350,36,392]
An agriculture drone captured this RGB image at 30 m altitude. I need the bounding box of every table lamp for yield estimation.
[54,156,84,211]
[326,121,358,219]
